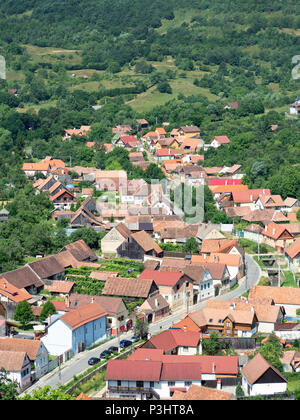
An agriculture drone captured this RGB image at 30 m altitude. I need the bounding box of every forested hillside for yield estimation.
[0,0,299,272]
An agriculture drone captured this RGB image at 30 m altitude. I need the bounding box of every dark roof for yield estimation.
[28,256,65,280]
[1,266,43,289]
[61,240,97,262]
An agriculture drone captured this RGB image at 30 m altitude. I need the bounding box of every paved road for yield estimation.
[22,254,260,394]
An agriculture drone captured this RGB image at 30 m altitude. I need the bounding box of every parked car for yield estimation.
[100,350,111,359]
[119,339,132,348]
[88,357,100,366]
[130,335,140,343]
[108,346,118,353]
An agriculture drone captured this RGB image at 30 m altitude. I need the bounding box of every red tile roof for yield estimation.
[232,189,271,203]
[139,270,183,287]
[106,360,162,381]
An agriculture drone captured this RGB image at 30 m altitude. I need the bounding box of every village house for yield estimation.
[0,278,33,320]
[34,175,57,194]
[285,237,300,272]
[63,125,91,140]
[44,280,75,298]
[105,346,238,399]
[173,301,258,338]
[41,302,107,356]
[289,99,300,115]
[154,148,178,162]
[49,188,77,210]
[60,239,98,263]
[248,285,300,317]
[138,290,170,324]
[0,350,31,391]
[67,293,130,335]
[232,189,271,211]
[0,266,44,297]
[95,170,127,192]
[22,161,51,178]
[0,337,49,380]
[0,208,9,222]
[102,277,158,301]
[140,329,203,355]
[242,209,289,225]
[117,230,163,260]
[178,126,201,138]
[208,136,231,149]
[183,265,214,304]
[260,222,294,252]
[138,269,194,310]
[101,223,132,256]
[241,353,287,397]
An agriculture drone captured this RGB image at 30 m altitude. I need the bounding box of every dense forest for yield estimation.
[0,0,299,270]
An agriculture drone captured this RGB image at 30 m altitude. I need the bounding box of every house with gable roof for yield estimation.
[285,237,300,272]
[241,353,287,397]
[0,350,31,391]
[0,337,49,379]
[41,302,107,356]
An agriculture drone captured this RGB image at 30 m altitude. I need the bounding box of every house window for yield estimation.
[226,322,230,327]
[150,382,154,388]
[183,346,189,352]
[107,318,112,324]
[117,380,121,387]
[136,381,144,388]
[168,381,175,387]
[184,381,192,386]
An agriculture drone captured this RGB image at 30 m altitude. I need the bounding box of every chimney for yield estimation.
[65,295,70,308]
[91,297,95,304]
[212,362,215,374]
[3,282,7,289]
[155,299,159,308]
[273,228,275,235]
[251,306,254,312]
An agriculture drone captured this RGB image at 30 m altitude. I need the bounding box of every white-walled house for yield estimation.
[0,350,31,391]
[41,302,107,356]
[241,353,287,397]
[0,338,49,380]
[105,354,238,400]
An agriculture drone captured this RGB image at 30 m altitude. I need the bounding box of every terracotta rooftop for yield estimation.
[60,302,107,330]
[172,384,232,400]
[241,353,287,385]
[102,277,157,298]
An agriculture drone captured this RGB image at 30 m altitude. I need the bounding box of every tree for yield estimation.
[134,317,149,339]
[259,333,283,372]
[19,385,76,400]
[235,382,244,398]
[157,81,172,94]
[0,368,18,400]
[14,300,34,330]
[69,227,99,249]
[39,301,57,323]
[184,237,199,254]
[202,332,224,355]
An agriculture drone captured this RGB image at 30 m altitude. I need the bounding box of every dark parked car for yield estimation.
[108,346,118,353]
[100,350,111,359]
[88,357,100,366]
[119,339,132,348]
[130,335,140,343]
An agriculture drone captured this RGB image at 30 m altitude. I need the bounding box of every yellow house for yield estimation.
[178,126,200,138]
